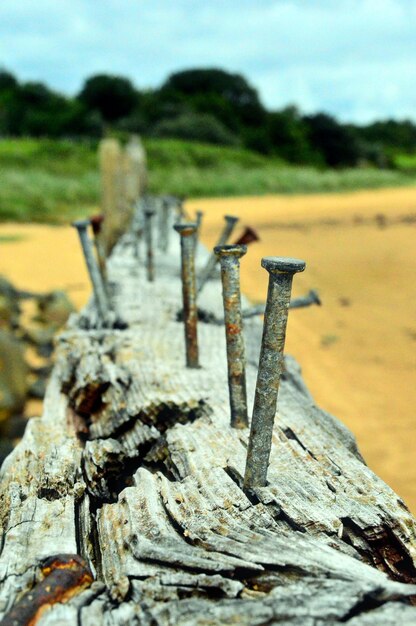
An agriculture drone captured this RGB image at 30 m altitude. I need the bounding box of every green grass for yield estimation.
[0,139,99,222]
[146,139,416,196]
[393,152,416,172]
[0,138,415,223]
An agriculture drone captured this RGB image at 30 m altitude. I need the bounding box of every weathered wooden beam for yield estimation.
[1,207,416,624]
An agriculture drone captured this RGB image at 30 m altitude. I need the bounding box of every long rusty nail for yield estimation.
[174,223,199,368]
[158,197,170,252]
[197,215,239,294]
[89,214,108,288]
[72,219,110,323]
[144,207,155,282]
[244,256,306,490]
[215,244,248,428]
[234,226,260,246]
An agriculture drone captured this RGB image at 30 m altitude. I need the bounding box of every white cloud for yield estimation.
[0,0,415,122]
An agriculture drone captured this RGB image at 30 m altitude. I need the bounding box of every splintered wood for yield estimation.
[1,212,416,625]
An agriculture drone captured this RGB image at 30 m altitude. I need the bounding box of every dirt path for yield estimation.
[1,185,416,512]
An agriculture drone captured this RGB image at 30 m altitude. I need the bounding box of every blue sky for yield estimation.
[0,0,415,123]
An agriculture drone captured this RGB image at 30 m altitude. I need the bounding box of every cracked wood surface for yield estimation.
[1,213,416,625]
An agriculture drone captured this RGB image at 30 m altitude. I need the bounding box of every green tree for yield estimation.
[78,74,138,123]
[0,69,18,92]
[267,107,320,164]
[304,113,362,167]
[359,119,416,153]
[0,79,101,138]
[160,68,266,130]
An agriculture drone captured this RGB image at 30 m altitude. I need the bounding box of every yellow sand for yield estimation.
[1,186,415,512]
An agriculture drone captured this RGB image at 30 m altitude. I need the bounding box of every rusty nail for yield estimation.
[89,214,108,290]
[292,288,320,308]
[144,207,155,282]
[244,256,306,490]
[174,222,199,368]
[215,244,248,428]
[158,197,171,252]
[72,219,110,323]
[234,226,260,246]
[242,289,321,319]
[197,215,239,294]
[1,554,93,625]
[90,213,104,236]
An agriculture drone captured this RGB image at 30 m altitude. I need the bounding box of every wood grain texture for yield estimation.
[1,206,416,624]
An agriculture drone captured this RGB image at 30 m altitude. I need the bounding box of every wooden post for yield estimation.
[98,138,123,255]
[99,136,147,256]
[1,200,416,623]
[123,135,147,210]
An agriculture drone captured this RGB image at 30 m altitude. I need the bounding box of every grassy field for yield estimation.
[0,138,415,222]
[393,152,416,172]
[0,139,99,222]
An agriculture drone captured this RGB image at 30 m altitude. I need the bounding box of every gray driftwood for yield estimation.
[1,215,416,625]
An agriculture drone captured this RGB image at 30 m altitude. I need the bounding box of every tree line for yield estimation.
[1,67,415,168]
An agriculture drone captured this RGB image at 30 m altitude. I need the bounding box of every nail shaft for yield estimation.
[197,215,239,294]
[158,197,170,252]
[215,244,248,428]
[132,198,145,260]
[90,214,108,291]
[242,289,321,319]
[195,211,204,241]
[174,223,199,368]
[144,208,155,282]
[72,219,110,323]
[244,256,306,490]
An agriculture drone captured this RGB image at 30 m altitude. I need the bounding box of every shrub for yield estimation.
[152,112,240,146]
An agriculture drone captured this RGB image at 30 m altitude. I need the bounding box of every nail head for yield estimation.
[214,244,247,258]
[261,256,306,274]
[72,219,90,229]
[174,223,197,236]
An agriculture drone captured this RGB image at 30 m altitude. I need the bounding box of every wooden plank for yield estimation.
[1,207,416,624]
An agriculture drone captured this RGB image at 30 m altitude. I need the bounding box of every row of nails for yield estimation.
[142,195,258,289]
[173,216,305,490]
[73,200,305,491]
[172,215,257,367]
[132,200,304,491]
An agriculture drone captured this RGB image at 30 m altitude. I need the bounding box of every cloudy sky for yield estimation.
[0,0,415,124]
